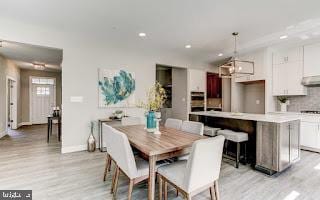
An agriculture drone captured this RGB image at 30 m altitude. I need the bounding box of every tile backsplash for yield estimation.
[287,87,320,112]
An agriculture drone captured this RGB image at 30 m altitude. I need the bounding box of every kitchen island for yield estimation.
[190,111,302,175]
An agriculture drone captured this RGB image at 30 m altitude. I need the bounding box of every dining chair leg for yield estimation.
[128,179,134,200]
[103,154,111,181]
[214,181,220,200]
[163,180,168,200]
[210,185,216,200]
[111,166,119,194]
[108,157,112,172]
[158,174,162,200]
[112,166,120,199]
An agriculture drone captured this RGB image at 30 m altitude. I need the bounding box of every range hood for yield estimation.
[302,76,320,86]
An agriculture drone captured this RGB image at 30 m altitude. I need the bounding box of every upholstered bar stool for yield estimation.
[217,129,248,168]
[204,126,221,137]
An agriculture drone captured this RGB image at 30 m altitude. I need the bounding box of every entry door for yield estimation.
[7,79,12,128]
[7,79,17,129]
[31,84,55,124]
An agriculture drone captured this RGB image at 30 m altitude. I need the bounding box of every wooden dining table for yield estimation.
[115,125,207,200]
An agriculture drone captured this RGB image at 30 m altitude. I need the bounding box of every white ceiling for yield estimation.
[0,40,62,71]
[1,0,320,63]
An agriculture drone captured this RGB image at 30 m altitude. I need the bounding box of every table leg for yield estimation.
[58,118,61,142]
[148,155,156,200]
[99,121,102,152]
[47,118,50,143]
[50,120,53,136]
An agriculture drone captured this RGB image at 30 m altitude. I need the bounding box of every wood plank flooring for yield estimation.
[0,125,320,200]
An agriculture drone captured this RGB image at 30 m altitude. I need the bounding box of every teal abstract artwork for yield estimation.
[98,69,136,107]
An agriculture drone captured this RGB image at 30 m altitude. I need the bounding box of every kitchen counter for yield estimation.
[190,111,301,175]
[190,111,302,123]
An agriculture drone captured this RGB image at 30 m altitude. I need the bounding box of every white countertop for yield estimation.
[190,111,303,123]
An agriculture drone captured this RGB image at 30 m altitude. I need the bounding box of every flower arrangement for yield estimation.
[138,82,167,111]
[277,96,288,104]
[277,96,289,112]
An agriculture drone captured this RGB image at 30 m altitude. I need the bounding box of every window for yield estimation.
[36,87,50,96]
[32,78,55,85]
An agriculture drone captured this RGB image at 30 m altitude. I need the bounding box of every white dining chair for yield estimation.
[157,136,225,200]
[121,116,143,126]
[181,121,204,136]
[102,124,117,182]
[179,121,204,160]
[165,118,183,130]
[108,127,165,200]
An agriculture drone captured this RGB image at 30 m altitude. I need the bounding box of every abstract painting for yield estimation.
[98,69,136,107]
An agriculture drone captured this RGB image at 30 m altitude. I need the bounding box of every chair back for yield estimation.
[107,127,138,178]
[121,117,143,126]
[102,124,115,156]
[181,121,204,135]
[183,136,225,192]
[165,118,183,130]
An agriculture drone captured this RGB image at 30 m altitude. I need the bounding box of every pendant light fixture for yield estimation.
[219,32,254,78]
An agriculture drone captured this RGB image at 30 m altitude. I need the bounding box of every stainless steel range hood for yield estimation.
[302,76,320,86]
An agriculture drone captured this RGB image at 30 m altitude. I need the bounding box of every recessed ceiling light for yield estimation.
[280,35,288,39]
[33,63,45,70]
[218,53,223,57]
[185,45,191,49]
[139,32,146,37]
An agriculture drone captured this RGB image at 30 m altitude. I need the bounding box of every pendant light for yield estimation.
[219,32,254,78]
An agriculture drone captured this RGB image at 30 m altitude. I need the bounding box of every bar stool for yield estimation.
[217,129,248,168]
[204,126,221,137]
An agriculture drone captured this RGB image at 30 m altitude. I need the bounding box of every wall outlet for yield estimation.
[256,100,260,105]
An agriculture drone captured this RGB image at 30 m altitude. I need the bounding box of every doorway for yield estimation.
[6,76,17,130]
[30,77,56,124]
[156,64,188,121]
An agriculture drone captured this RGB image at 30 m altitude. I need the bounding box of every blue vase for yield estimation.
[146,111,156,130]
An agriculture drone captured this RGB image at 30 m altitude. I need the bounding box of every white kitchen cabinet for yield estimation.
[272,63,287,96]
[272,47,307,96]
[300,121,320,152]
[304,43,320,77]
[235,50,266,83]
[188,69,206,92]
[273,47,303,65]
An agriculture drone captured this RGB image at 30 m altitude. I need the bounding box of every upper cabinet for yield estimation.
[272,47,307,96]
[188,69,206,92]
[273,47,303,65]
[235,49,266,83]
[304,43,320,77]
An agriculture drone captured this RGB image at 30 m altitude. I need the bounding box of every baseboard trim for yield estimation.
[18,122,32,127]
[61,144,87,154]
[0,131,7,139]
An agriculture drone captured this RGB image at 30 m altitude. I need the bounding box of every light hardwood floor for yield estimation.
[1,125,320,200]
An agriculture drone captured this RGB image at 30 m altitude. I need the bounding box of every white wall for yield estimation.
[0,56,20,137]
[0,18,208,152]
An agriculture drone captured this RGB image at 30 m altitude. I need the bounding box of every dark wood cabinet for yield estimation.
[207,73,222,98]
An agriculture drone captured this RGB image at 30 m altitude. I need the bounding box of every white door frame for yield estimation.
[29,76,56,124]
[6,76,18,130]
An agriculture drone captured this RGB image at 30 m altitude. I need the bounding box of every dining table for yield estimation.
[115,125,207,200]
